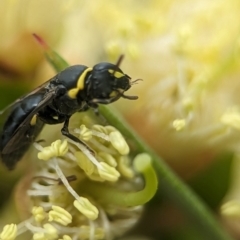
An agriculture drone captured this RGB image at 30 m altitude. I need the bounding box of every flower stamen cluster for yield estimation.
[0,115,157,240]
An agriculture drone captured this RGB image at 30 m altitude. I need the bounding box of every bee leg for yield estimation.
[61,117,95,155]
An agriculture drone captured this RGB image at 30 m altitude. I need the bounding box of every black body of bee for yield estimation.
[0,58,138,169]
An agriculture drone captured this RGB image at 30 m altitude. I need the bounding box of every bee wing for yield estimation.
[0,78,53,115]
[1,87,58,155]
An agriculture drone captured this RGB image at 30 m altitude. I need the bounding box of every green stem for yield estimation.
[44,50,69,73]
[80,153,158,207]
[99,105,233,240]
[33,33,69,72]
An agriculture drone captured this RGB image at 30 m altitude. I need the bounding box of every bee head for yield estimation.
[87,62,132,99]
[84,55,140,106]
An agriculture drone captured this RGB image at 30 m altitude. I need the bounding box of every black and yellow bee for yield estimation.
[0,56,138,170]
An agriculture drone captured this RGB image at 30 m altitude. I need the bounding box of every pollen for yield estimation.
[75,151,95,175]
[38,139,68,160]
[32,206,46,223]
[78,124,92,141]
[109,131,129,155]
[98,162,120,182]
[118,156,134,179]
[48,205,72,226]
[0,224,17,240]
[8,114,148,239]
[98,151,117,167]
[73,198,99,220]
[43,223,58,240]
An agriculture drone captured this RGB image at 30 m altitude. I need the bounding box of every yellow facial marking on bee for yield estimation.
[108,69,125,78]
[68,68,92,99]
[30,114,37,126]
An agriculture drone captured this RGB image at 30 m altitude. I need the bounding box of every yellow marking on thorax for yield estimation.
[30,114,37,126]
[68,67,92,99]
[108,69,125,78]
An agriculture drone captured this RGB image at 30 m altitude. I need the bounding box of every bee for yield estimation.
[0,56,139,170]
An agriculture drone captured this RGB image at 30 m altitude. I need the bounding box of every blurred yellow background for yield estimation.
[1,0,240,239]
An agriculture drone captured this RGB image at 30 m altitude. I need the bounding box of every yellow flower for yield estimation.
[2,113,157,239]
[5,0,240,238]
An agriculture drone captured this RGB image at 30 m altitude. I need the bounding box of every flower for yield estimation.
[3,0,240,238]
[1,113,157,240]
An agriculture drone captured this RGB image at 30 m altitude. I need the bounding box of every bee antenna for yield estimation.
[111,54,125,77]
[131,78,143,85]
[115,54,124,68]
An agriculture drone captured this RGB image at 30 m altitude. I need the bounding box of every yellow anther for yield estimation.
[73,198,99,220]
[221,107,240,130]
[118,156,134,178]
[104,125,116,134]
[109,131,129,155]
[79,125,92,141]
[221,200,240,219]
[49,205,72,226]
[92,125,108,135]
[43,223,58,240]
[172,119,186,131]
[38,139,68,160]
[87,172,106,182]
[75,151,95,175]
[98,162,120,182]
[32,206,46,223]
[98,152,117,167]
[0,224,17,240]
[33,232,45,240]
